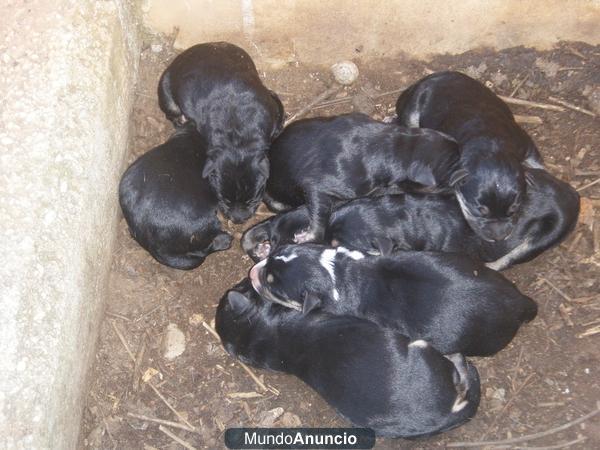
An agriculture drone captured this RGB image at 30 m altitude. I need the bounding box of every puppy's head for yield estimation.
[203,152,269,223]
[248,244,341,312]
[249,244,365,313]
[216,280,271,361]
[451,156,527,242]
[241,208,311,261]
[215,278,296,365]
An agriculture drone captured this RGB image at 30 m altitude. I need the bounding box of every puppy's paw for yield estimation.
[293,230,316,244]
[173,115,188,127]
[254,241,272,260]
[382,114,398,124]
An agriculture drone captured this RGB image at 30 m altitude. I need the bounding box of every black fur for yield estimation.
[242,169,579,270]
[158,42,285,223]
[216,279,480,438]
[250,245,537,356]
[266,112,459,242]
[395,71,544,242]
[118,124,232,270]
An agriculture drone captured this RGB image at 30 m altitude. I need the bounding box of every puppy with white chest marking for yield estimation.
[119,124,233,270]
[242,169,579,270]
[266,112,460,243]
[158,42,285,223]
[395,71,544,242]
[250,245,537,356]
[216,279,481,438]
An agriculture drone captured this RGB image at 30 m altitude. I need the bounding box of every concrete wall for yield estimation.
[143,0,600,65]
[0,1,140,448]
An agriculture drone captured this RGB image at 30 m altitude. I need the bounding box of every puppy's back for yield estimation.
[296,316,480,438]
[119,128,226,269]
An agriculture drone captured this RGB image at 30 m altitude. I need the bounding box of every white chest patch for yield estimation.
[336,246,365,260]
[319,249,337,284]
[408,339,428,348]
[274,252,298,263]
[408,110,420,128]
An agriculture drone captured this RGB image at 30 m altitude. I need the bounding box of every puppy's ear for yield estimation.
[212,232,233,251]
[449,169,469,187]
[257,156,269,179]
[202,158,215,178]
[524,170,536,187]
[227,291,251,313]
[374,237,395,256]
[302,292,322,315]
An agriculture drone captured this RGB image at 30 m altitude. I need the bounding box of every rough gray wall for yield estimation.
[0,1,140,448]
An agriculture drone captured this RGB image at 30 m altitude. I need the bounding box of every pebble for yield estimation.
[257,407,284,427]
[331,61,359,85]
[162,323,186,360]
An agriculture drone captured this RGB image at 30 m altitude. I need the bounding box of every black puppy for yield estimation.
[216,279,480,438]
[395,71,544,242]
[242,169,579,270]
[119,124,233,269]
[266,112,460,242]
[249,245,537,356]
[158,42,285,223]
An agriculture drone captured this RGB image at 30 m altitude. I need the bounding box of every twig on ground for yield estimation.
[297,87,406,113]
[110,320,196,431]
[447,402,600,447]
[106,311,131,321]
[158,425,197,450]
[548,96,596,117]
[539,277,573,302]
[576,177,600,192]
[514,114,543,125]
[578,324,600,338]
[131,337,147,391]
[285,85,343,125]
[498,95,565,112]
[202,321,279,395]
[558,303,574,327]
[515,435,587,449]
[510,74,530,98]
[146,381,196,430]
[127,412,197,433]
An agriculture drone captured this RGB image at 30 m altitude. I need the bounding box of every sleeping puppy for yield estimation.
[216,279,480,438]
[395,71,544,242]
[158,42,285,223]
[249,245,537,356]
[242,168,579,270]
[119,124,233,270]
[266,112,460,242]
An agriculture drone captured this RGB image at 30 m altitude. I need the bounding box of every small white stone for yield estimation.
[151,44,163,53]
[331,61,359,85]
[162,323,186,360]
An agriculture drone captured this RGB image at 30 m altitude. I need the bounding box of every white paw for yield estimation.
[254,241,272,260]
[293,230,316,243]
[382,114,397,124]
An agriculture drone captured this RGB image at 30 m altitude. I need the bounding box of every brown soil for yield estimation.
[80,40,600,449]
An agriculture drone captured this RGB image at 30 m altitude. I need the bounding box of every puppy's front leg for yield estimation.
[294,192,332,243]
[485,239,532,271]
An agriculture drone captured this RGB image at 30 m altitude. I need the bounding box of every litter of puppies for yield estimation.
[117,41,587,441]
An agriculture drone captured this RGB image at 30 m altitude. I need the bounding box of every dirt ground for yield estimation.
[80,39,600,449]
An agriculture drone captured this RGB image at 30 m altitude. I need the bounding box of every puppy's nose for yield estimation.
[488,222,513,241]
[229,208,252,224]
